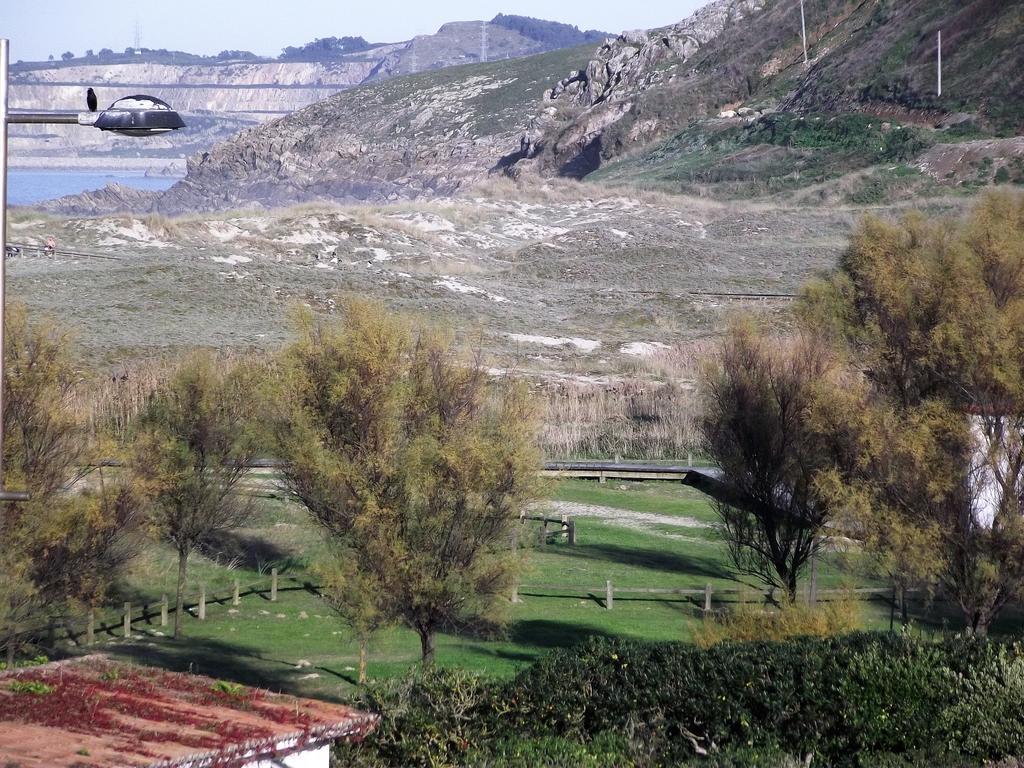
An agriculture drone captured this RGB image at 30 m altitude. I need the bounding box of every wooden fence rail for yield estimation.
[24,573,919,650]
[513,581,917,611]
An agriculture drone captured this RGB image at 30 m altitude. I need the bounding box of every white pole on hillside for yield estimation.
[937,30,942,97]
[800,0,809,66]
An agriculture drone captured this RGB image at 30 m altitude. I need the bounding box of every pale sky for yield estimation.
[0,1,712,63]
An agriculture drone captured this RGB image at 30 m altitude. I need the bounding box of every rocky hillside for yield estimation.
[9,16,607,171]
[40,0,1024,214]
[43,46,595,215]
[505,0,1024,181]
[507,0,1024,182]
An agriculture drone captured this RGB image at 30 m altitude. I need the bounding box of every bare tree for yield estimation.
[700,323,845,600]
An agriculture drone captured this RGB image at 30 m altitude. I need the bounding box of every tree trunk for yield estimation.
[972,611,991,638]
[418,627,435,665]
[174,548,188,640]
[783,570,799,605]
[5,633,14,667]
[358,636,368,685]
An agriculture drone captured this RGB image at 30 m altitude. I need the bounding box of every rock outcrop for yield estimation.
[502,0,1024,181]
[501,0,770,179]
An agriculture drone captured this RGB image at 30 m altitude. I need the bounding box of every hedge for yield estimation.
[339,633,1024,767]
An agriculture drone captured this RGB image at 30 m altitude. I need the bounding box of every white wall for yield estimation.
[244,742,330,768]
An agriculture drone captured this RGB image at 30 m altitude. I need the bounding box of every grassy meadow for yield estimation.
[66,476,1008,703]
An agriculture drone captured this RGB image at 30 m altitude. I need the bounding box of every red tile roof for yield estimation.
[0,655,377,767]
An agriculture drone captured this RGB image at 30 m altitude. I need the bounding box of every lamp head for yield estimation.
[93,95,185,136]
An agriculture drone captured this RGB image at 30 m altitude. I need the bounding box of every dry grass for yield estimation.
[538,342,711,460]
[693,594,862,648]
[466,174,739,213]
[70,357,181,441]
[71,339,711,459]
[540,381,699,459]
[142,213,181,239]
[71,352,272,441]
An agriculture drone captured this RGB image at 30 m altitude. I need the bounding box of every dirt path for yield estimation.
[535,500,711,538]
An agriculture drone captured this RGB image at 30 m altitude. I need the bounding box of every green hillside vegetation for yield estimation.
[523,0,1023,202]
[490,14,609,47]
[589,112,937,199]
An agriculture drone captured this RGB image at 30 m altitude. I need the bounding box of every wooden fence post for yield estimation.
[271,568,278,602]
[198,584,206,620]
[605,579,614,610]
[123,602,131,639]
[541,518,548,545]
[511,583,521,604]
[86,608,95,646]
[233,579,240,606]
[567,519,576,546]
[160,594,168,627]
[704,583,713,613]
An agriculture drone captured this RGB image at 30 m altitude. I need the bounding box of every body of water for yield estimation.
[7,169,181,206]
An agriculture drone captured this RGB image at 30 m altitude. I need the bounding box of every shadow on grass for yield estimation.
[458,619,618,665]
[100,635,345,701]
[508,618,616,649]
[552,542,736,581]
[200,530,297,573]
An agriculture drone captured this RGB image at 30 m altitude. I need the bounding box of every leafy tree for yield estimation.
[314,551,387,684]
[60,51,74,61]
[490,14,607,47]
[279,36,371,61]
[803,191,1024,634]
[133,353,259,640]
[275,301,539,663]
[699,322,849,600]
[0,305,139,662]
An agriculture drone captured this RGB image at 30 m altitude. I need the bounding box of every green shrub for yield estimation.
[464,732,634,768]
[339,635,1024,767]
[503,634,1024,766]
[335,668,502,767]
[995,166,1011,184]
[9,680,54,695]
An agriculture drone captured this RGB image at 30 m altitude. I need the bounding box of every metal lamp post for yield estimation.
[0,38,185,501]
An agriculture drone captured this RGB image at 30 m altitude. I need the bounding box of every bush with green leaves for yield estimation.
[338,634,1024,767]
[505,634,1024,766]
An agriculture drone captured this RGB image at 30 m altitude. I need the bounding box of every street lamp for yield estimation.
[0,38,185,501]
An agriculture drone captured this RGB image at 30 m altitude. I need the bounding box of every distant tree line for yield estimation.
[279,36,373,61]
[490,14,608,48]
